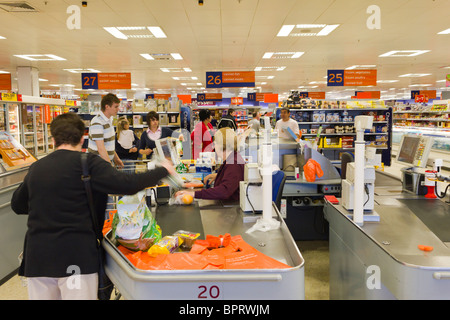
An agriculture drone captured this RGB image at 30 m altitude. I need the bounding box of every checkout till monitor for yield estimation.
[396,134,433,168]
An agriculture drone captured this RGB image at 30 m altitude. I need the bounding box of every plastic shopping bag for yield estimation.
[112,191,162,251]
[303,159,324,182]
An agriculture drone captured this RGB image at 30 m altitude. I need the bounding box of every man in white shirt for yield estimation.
[88,93,124,168]
[275,107,301,141]
[248,111,261,132]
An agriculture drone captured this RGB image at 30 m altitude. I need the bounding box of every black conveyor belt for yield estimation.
[397,199,450,243]
[154,202,205,239]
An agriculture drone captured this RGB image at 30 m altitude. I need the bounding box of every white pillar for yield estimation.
[17,66,40,96]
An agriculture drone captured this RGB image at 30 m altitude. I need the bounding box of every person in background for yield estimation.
[248,111,261,132]
[178,128,244,201]
[115,117,139,173]
[217,109,237,130]
[88,93,124,168]
[139,111,183,159]
[275,107,301,141]
[11,113,174,300]
[191,109,214,160]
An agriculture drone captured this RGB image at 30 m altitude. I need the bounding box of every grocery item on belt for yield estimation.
[173,230,200,249]
[147,235,183,257]
[112,192,162,251]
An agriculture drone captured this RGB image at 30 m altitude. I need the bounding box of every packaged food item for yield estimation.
[173,230,200,249]
[147,236,183,257]
[112,192,162,251]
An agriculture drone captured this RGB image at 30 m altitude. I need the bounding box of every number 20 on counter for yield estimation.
[327,70,344,87]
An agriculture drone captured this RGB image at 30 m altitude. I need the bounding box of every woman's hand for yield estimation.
[130,147,138,153]
[175,190,195,199]
[160,159,176,176]
[203,173,217,186]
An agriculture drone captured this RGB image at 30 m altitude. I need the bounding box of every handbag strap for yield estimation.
[81,153,101,245]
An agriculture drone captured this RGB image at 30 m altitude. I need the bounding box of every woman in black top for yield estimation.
[11,113,174,300]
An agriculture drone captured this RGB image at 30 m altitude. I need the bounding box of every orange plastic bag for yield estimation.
[303,159,324,182]
[102,210,116,236]
[116,234,291,270]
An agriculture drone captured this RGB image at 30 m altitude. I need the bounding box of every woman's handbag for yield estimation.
[81,153,114,300]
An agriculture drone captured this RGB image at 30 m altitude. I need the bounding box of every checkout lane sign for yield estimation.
[206,71,255,88]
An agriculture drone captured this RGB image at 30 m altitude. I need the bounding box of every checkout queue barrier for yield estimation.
[103,200,305,300]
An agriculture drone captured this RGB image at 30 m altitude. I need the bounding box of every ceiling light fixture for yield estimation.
[379,50,430,57]
[64,68,100,73]
[377,80,399,83]
[14,54,66,61]
[437,28,450,35]
[346,65,376,70]
[398,73,431,77]
[140,54,154,60]
[254,66,286,71]
[263,52,304,59]
[104,26,167,39]
[277,24,339,37]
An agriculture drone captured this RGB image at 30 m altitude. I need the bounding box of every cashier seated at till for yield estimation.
[176,128,244,201]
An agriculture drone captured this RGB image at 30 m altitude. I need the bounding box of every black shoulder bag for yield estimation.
[81,153,114,300]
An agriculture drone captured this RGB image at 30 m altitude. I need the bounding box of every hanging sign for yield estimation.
[248,92,272,102]
[82,73,131,90]
[206,71,255,88]
[327,69,377,86]
[353,91,381,99]
[264,93,278,103]
[146,94,171,100]
[177,95,192,104]
[0,74,11,91]
[411,90,436,100]
[299,92,326,99]
[231,97,243,105]
[197,93,223,101]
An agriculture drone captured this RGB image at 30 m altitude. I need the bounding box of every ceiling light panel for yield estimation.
[64,68,100,73]
[160,68,192,73]
[277,24,340,37]
[437,28,450,35]
[14,54,66,61]
[140,53,183,61]
[398,73,431,77]
[379,50,430,57]
[254,66,286,71]
[104,26,167,39]
[263,52,304,59]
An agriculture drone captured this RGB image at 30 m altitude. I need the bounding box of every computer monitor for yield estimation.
[396,134,433,168]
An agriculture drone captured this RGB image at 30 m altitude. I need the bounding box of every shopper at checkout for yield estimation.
[115,117,139,172]
[138,111,184,159]
[191,109,214,160]
[11,113,175,300]
[177,127,244,201]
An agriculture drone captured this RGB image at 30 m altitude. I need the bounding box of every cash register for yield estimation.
[397,134,433,195]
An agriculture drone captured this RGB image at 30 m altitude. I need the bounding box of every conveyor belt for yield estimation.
[154,202,205,239]
[397,199,450,243]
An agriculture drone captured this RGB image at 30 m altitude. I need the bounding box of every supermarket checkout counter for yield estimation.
[103,199,305,300]
[324,171,450,299]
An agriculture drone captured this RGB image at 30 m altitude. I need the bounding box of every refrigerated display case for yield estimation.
[0,102,21,142]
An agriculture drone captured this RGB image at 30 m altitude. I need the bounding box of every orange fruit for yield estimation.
[182,194,194,205]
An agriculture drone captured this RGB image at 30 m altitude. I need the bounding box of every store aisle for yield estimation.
[0,241,330,300]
